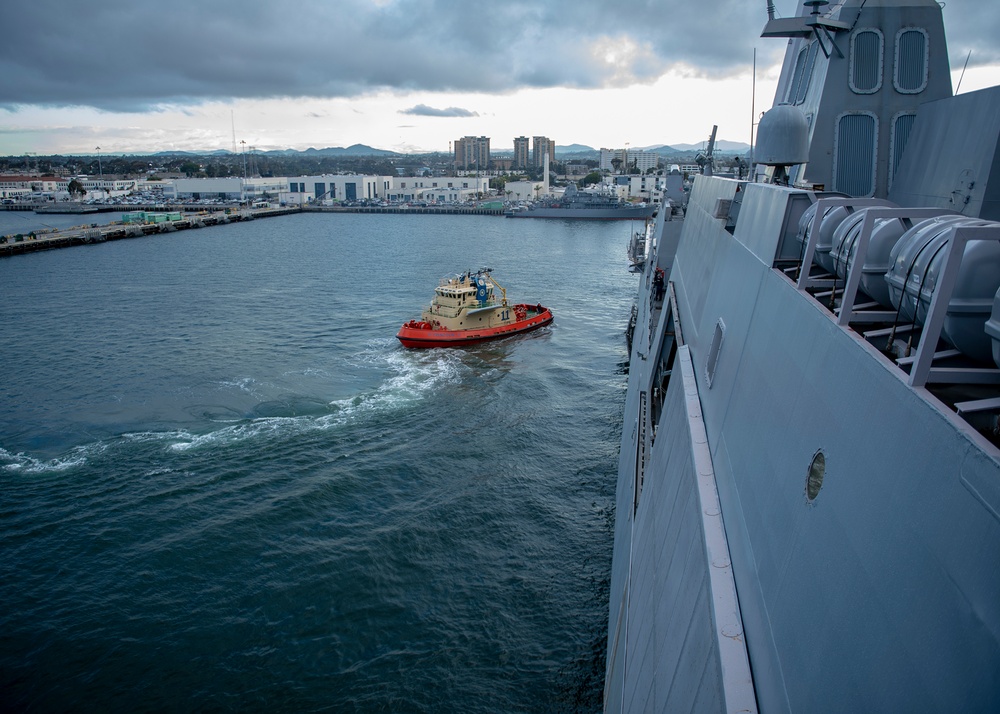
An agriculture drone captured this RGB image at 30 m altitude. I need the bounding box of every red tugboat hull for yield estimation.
[396,304,553,348]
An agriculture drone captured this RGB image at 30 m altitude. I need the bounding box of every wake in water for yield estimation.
[0,444,106,474]
[0,341,474,473]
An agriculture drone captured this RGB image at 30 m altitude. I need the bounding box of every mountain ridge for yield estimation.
[50,140,751,159]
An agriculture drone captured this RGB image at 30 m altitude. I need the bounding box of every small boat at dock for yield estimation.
[396,268,552,348]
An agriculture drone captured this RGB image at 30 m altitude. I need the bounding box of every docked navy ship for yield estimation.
[506,184,655,220]
[605,1,1000,711]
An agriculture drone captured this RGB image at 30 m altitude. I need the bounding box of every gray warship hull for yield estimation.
[604,1,1000,711]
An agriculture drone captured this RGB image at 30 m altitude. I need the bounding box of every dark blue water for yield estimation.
[0,213,638,712]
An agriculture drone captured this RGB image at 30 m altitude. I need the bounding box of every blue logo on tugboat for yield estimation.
[476,277,488,303]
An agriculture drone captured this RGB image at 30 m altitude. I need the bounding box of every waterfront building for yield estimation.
[387,176,489,203]
[168,177,243,201]
[241,177,288,202]
[283,175,391,205]
[0,175,57,199]
[454,136,491,171]
[531,137,555,168]
[2,175,137,201]
[607,174,661,203]
[600,148,660,174]
[513,137,530,168]
[2,173,493,206]
[503,180,545,201]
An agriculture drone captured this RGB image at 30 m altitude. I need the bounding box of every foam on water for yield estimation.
[0,443,107,474]
[1,340,472,468]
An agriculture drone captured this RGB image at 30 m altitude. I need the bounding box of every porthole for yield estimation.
[806,450,826,501]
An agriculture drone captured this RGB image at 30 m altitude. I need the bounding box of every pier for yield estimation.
[0,204,503,258]
[303,205,504,216]
[0,206,299,257]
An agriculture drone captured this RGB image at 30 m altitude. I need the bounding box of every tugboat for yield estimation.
[396,268,553,348]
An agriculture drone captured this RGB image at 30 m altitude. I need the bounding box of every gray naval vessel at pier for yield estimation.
[605,0,1000,711]
[506,184,656,220]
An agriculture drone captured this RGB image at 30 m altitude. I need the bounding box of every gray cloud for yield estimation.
[401,104,479,118]
[1,0,996,112]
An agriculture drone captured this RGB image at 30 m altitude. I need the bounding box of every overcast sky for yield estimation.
[2,0,999,155]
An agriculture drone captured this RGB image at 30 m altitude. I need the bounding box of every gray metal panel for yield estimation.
[617,347,733,713]
[677,176,742,344]
[889,86,1000,220]
[733,182,812,264]
[711,264,1000,710]
[665,195,1000,709]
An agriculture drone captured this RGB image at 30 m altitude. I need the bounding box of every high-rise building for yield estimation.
[532,136,555,168]
[513,137,530,168]
[454,136,491,170]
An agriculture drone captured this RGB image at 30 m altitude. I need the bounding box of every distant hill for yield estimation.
[556,141,751,158]
[144,144,398,158]
[262,144,397,157]
[42,141,752,161]
[637,144,678,154]
[654,140,750,153]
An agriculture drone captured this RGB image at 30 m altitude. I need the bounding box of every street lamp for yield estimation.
[96,146,103,179]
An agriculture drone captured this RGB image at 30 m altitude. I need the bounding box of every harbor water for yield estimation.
[0,212,638,711]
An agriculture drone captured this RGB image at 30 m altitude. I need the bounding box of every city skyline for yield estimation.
[2,1,999,156]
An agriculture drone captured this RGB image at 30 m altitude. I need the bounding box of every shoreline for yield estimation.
[0,204,506,258]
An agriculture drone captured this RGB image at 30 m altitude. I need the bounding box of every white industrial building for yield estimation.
[167,177,244,201]
[608,175,662,203]
[283,175,391,205]
[502,180,546,201]
[2,173,493,206]
[599,148,660,174]
[386,176,488,203]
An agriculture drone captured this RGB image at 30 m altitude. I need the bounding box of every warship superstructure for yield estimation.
[605,1,1000,711]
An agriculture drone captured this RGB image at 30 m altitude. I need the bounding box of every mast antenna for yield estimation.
[750,48,756,177]
[956,50,972,93]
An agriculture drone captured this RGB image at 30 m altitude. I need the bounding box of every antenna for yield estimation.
[956,50,972,94]
[231,110,237,155]
[766,0,776,20]
[750,47,756,177]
